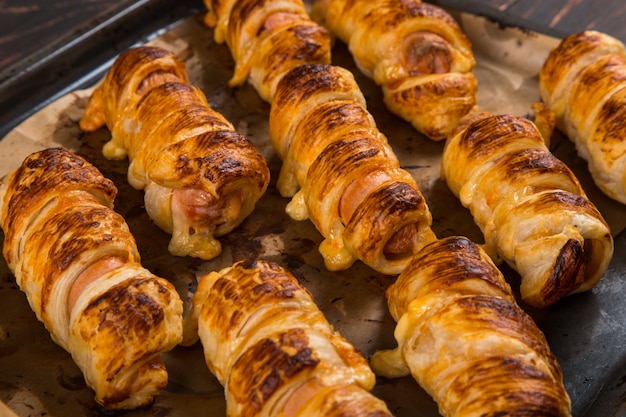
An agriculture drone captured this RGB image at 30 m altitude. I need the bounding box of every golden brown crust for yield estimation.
[79,46,270,260]
[21,197,134,320]
[249,20,331,101]
[531,101,556,145]
[205,0,332,102]
[383,72,478,140]
[295,384,393,417]
[588,83,626,161]
[539,30,626,204]
[271,64,436,274]
[539,31,626,115]
[371,236,572,416]
[1,148,117,270]
[312,0,477,140]
[184,259,393,417]
[269,63,369,162]
[79,46,189,134]
[385,235,513,320]
[70,270,181,408]
[203,0,436,273]
[125,81,233,164]
[441,112,614,308]
[0,148,183,410]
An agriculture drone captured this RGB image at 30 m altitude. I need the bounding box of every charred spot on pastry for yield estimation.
[595,90,626,144]
[414,237,510,292]
[542,238,585,305]
[460,115,542,160]
[85,278,167,334]
[256,281,296,299]
[228,329,318,411]
[499,149,574,179]
[291,24,331,58]
[239,258,259,271]
[450,355,566,415]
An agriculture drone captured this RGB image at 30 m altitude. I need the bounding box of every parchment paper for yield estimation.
[1,8,625,417]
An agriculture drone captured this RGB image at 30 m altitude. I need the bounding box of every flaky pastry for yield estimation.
[441,112,613,308]
[203,0,332,102]
[540,30,626,204]
[371,236,572,417]
[182,259,393,417]
[79,46,270,260]
[0,148,183,410]
[200,0,437,273]
[311,0,478,140]
[271,63,436,274]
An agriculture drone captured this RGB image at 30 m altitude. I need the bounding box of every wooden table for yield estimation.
[437,0,626,39]
[0,0,202,138]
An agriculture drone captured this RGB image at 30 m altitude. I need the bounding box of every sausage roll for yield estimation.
[441,112,614,308]
[371,236,572,417]
[201,0,436,273]
[182,259,394,417]
[271,64,437,274]
[0,148,183,410]
[311,0,478,141]
[540,30,626,204]
[79,46,270,260]
[203,0,332,102]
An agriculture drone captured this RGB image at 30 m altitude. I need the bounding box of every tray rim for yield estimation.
[0,2,625,417]
[0,0,204,140]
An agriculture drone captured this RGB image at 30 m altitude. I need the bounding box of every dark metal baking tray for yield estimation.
[1,1,625,416]
[0,0,204,139]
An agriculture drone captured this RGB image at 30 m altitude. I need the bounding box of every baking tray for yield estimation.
[1,1,626,416]
[0,0,205,140]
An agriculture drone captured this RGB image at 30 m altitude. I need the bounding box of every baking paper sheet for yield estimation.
[1,8,625,417]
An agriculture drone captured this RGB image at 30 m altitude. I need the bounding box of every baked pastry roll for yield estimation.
[271,64,437,274]
[311,0,477,141]
[203,0,435,273]
[0,148,183,410]
[540,30,626,204]
[79,46,270,260]
[182,259,393,417]
[441,112,613,308]
[371,236,572,417]
[203,0,332,102]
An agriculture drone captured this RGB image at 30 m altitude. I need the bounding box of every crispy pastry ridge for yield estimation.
[79,46,270,260]
[441,112,614,308]
[182,259,394,417]
[271,63,436,274]
[204,0,333,102]
[371,236,572,416]
[311,0,478,141]
[540,30,626,204]
[0,147,183,410]
[202,0,437,274]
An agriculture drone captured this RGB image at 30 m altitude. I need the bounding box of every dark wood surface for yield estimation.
[0,0,207,79]
[0,0,119,73]
[436,0,626,40]
[0,0,203,137]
